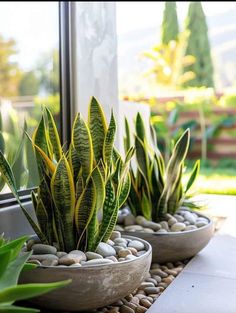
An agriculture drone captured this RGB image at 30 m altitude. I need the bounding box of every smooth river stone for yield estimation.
[56,251,67,258]
[83,258,114,266]
[68,250,86,261]
[29,254,58,261]
[31,244,57,255]
[185,225,197,231]
[110,231,121,241]
[128,240,145,251]
[58,254,85,265]
[160,221,169,231]
[168,217,178,227]
[135,215,147,226]
[170,222,186,232]
[118,249,132,258]
[114,238,128,245]
[85,252,103,260]
[124,214,136,226]
[143,221,161,231]
[144,287,161,295]
[124,225,143,231]
[41,259,58,266]
[184,211,197,224]
[174,214,185,222]
[196,220,208,228]
[96,242,116,257]
[114,225,124,231]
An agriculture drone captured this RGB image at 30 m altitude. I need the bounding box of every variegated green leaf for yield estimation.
[141,191,152,220]
[117,173,131,208]
[72,114,93,179]
[51,156,75,252]
[75,176,96,250]
[103,112,116,169]
[135,113,146,142]
[185,160,200,193]
[88,97,107,163]
[45,107,62,161]
[68,144,81,183]
[124,117,131,153]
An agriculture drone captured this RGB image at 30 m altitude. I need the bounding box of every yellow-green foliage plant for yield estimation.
[0,97,134,253]
[124,113,200,222]
[0,235,70,313]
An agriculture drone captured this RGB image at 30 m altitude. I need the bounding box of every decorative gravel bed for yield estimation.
[116,208,209,233]
[24,231,148,267]
[38,259,188,313]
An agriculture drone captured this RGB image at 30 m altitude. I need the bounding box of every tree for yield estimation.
[0,35,21,97]
[182,2,214,88]
[161,2,179,45]
[18,71,39,96]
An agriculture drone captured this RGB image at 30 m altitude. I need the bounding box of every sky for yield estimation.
[116,2,236,35]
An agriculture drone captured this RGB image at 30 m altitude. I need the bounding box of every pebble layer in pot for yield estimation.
[0,98,152,312]
[117,113,214,263]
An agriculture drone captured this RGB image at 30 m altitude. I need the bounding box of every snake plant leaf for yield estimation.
[36,199,51,243]
[112,147,121,164]
[136,113,146,142]
[165,128,190,180]
[124,117,131,153]
[32,115,50,157]
[25,132,39,188]
[103,112,116,169]
[75,176,96,250]
[118,172,131,208]
[141,191,152,220]
[87,166,105,251]
[68,145,81,183]
[88,97,107,163]
[185,160,200,193]
[51,155,75,252]
[94,179,118,248]
[72,114,93,179]
[167,165,183,214]
[32,143,56,175]
[0,280,71,304]
[135,136,149,180]
[45,107,62,161]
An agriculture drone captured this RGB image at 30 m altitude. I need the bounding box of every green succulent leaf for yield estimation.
[72,114,93,179]
[88,97,107,163]
[103,112,116,169]
[185,159,200,193]
[51,155,75,252]
[136,113,146,142]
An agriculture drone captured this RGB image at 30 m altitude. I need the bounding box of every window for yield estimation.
[0,2,63,198]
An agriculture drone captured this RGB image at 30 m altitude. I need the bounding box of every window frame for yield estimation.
[0,1,72,206]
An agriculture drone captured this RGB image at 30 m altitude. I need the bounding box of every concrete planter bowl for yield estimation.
[19,236,152,312]
[121,212,214,264]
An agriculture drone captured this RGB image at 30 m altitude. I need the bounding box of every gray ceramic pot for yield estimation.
[121,212,214,263]
[19,236,152,312]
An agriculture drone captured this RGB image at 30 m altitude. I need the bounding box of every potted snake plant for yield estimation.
[117,113,214,263]
[0,98,152,312]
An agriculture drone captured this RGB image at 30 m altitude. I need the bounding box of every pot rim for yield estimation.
[30,235,152,270]
[120,210,214,236]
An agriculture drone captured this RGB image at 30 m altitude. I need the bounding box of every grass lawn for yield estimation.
[184,167,236,195]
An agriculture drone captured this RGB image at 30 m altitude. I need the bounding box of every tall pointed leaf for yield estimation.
[72,114,93,179]
[51,156,75,252]
[103,112,116,169]
[185,159,200,193]
[88,97,107,163]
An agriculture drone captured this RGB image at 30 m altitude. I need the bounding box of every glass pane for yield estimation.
[0,1,60,195]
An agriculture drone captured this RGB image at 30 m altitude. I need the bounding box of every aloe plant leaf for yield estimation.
[45,107,62,161]
[88,97,107,163]
[185,160,200,193]
[103,112,116,169]
[75,176,96,250]
[51,156,75,252]
[72,114,93,179]
[0,250,11,280]
[0,280,71,304]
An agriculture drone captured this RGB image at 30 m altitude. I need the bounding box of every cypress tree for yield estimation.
[182,2,214,88]
[161,2,179,44]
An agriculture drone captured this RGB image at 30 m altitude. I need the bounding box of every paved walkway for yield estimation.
[147,194,236,313]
